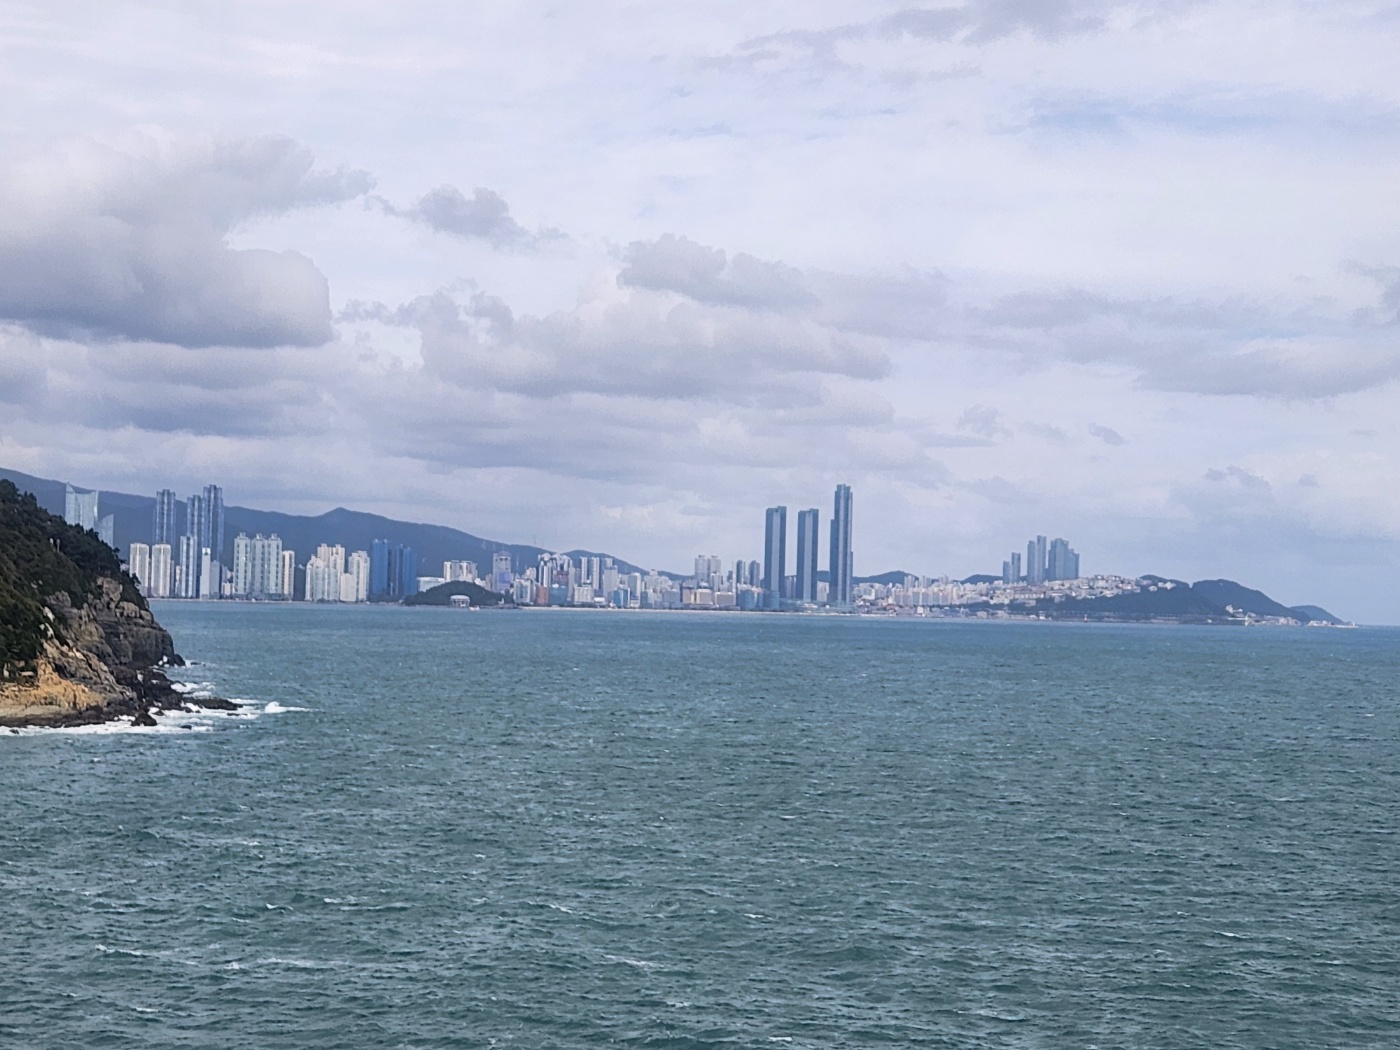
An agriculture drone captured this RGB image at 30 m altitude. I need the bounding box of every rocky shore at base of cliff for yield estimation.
[1,479,232,728]
[0,578,236,728]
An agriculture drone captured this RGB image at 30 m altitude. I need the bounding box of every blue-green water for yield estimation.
[3,606,1399,1048]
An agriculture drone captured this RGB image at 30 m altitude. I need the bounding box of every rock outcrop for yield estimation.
[1,479,229,728]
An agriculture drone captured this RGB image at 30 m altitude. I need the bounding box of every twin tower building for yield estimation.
[763,484,854,609]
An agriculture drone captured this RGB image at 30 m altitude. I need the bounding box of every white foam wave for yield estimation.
[604,954,659,970]
[263,702,311,714]
[5,700,259,737]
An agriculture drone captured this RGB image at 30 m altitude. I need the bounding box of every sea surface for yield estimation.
[2,605,1399,1049]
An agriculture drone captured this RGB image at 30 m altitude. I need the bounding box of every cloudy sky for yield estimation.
[1,1,1398,620]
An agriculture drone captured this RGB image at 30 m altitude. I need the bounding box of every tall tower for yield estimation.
[64,485,98,531]
[202,485,225,565]
[795,508,819,603]
[154,489,177,545]
[185,493,205,597]
[763,506,787,605]
[828,484,853,607]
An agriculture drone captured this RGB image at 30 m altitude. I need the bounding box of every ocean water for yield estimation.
[2,606,1399,1049]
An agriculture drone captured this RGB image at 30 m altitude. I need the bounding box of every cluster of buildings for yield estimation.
[71,477,1097,615]
[1002,535,1081,585]
[122,485,227,599]
[503,483,858,611]
[94,483,421,604]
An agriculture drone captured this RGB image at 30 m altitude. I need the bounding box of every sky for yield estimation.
[1,1,1398,621]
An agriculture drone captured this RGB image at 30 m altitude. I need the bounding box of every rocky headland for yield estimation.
[0,479,232,728]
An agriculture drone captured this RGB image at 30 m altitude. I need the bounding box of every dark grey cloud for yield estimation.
[7,334,339,438]
[384,185,562,249]
[0,326,47,404]
[0,136,370,348]
[1088,423,1125,445]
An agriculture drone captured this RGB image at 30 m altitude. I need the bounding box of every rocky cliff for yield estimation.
[0,479,225,727]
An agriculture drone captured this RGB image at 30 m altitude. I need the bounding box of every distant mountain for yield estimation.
[0,467,667,578]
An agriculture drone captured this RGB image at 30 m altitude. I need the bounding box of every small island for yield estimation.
[0,480,231,728]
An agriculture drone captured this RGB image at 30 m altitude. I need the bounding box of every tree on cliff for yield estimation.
[0,479,144,680]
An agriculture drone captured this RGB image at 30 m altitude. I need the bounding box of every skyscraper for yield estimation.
[129,543,151,595]
[149,543,173,599]
[184,493,205,597]
[1026,535,1051,585]
[1047,538,1081,581]
[154,489,177,546]
[763,506,787,606]
[492,551,513,593]
[828,484,853,607]
[1010,551,1022,584]
[795,508,819,603]
[97,514,115,549]
[64,484,98,531]
[232,533,285,598]
[202,484,225,592]
[370,540,419,599]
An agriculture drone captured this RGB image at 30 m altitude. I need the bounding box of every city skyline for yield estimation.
[0,4,1395,622]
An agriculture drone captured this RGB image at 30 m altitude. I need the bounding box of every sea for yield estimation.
[2,604,1398,1049]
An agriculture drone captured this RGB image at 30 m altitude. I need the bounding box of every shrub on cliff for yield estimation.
[0,480,145,678]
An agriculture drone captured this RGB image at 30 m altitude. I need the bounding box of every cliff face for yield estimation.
[0,480,198,728]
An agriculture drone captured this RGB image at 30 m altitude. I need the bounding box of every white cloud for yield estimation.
[0,135,371,348]
[1,2,1399,620]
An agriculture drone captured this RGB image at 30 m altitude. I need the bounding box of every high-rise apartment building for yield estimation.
[280,550,296,599]
[444,560,477,582]
[795,508,819,603]
[1011,551,1022,584]
[149,543,173,598]
[97,515,115,549]
[176,535,198,598]
[1047,538,1080,581]
[763,506,787,605]
[202,484,225,586]
[128,543,151,595]
[828,484,853,607]
[64,485,98,531]
[347,550,371,602]
[694,554,723,583]
[492,551,513,593]
[154,489,177,546]
[370,540,419,599]
[232,533,285,598]
[184,493,205,597]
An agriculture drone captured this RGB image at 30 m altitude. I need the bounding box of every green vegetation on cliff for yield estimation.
[0,479,145,679]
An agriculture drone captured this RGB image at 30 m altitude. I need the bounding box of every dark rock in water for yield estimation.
[132,709,157,727]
